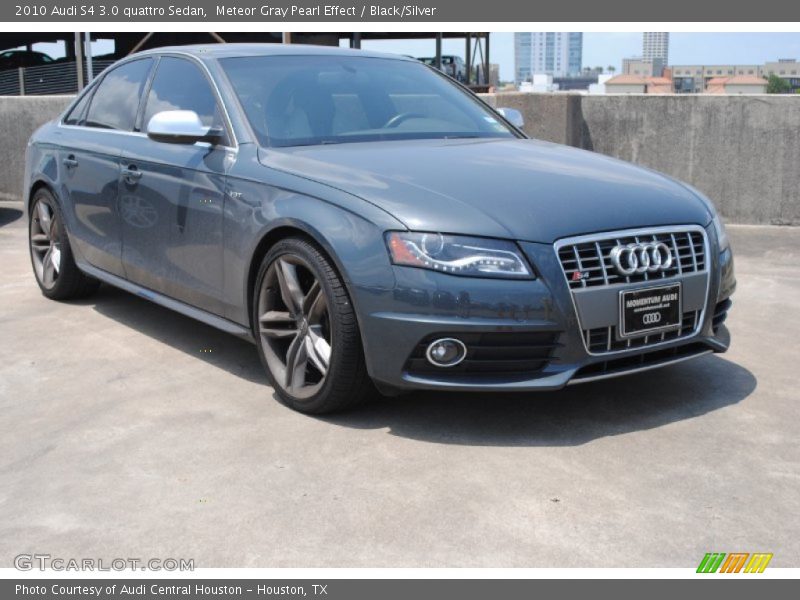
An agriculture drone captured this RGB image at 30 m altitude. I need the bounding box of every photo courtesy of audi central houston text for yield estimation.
[24,43,735,414]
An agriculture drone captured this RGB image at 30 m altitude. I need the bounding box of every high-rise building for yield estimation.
[643,32,669,65]
[514,32,582,83]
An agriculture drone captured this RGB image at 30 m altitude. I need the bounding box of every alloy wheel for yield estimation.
[29,199,62,290]
[257,255,332,400]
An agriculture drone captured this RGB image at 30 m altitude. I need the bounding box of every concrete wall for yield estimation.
[0,96,73,201]
[482,92,583,147]
[483,92,800,225]
[1,93,798,225]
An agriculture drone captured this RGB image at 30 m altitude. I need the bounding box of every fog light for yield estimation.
[425,338,467,367]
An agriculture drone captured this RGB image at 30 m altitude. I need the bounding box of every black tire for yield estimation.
[252,237,373,414]
[28,188,100,301]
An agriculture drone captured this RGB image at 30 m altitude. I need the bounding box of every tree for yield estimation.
[608,65,616,73]
[595,66,604,73]
[767,74,792,94]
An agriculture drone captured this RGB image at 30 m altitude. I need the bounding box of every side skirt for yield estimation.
[79,262,256,344]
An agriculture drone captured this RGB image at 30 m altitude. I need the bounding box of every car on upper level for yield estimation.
[24,44,735,413]
[418,55,466,81]
[0,49,54,71]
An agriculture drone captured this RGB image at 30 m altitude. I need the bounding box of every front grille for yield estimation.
[571,342,710,382]
[405,331,560,379]
[558,230,706,289]
[712,298,732,333]
[584,310,700,353]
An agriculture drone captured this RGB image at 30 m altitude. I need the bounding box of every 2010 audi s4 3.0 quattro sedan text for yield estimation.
[25,44,736,413]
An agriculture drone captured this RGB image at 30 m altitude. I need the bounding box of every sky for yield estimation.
[31,32,800,82]
[357,32,800,80]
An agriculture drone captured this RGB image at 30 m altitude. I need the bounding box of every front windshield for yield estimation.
[219,54,517,147]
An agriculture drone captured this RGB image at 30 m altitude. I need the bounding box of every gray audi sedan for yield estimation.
[24,44,735,413]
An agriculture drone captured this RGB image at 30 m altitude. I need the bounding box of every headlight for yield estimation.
[712,213,730,251]
[386,232,532,279]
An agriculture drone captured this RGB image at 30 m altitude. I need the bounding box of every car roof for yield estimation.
[134,43,414,63]
[2,49,48,55]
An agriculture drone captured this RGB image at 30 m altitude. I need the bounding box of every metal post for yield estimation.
[282,32,292,44]
[485,34,491,87]
[465,33,471,86]
[65,37,75,60]
[18,67,25,96]
[127,32,155,55]
[74,32,84,91]
[351,32,361,49]
[435,33,442,70]
[84,32,94,82]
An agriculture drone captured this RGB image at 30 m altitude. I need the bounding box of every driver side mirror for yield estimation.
[146,110,222,145]
[497,107,525,129]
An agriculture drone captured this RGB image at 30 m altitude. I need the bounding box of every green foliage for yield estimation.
[766,74,792,94]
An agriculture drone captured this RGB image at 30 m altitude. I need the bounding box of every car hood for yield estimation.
[258,138,712,243]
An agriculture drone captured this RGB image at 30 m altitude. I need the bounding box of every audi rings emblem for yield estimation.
[642,312,662,325]
[609,242,673,276]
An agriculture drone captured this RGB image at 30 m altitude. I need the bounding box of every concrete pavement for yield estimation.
[1,200,798,567]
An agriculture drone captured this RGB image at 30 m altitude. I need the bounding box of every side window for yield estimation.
[85,58,153,131]
[143,57,227,140]
[63,88,93,126]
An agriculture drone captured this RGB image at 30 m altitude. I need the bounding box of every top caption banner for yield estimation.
[4,0,800,22]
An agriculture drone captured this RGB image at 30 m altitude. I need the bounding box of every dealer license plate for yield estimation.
[619,283,682,338]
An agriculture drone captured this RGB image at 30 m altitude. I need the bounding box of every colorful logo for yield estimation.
[697,552,773,573]
[571,271,588,282]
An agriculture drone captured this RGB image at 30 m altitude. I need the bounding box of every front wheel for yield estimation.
[253,237,373,414]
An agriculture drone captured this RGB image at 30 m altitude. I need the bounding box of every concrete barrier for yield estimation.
[1,93,798,225]
[481,91,584,147]
[0,96,73,201]
[483,92,800,225]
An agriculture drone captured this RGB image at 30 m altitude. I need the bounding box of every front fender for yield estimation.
[222,163,404,328]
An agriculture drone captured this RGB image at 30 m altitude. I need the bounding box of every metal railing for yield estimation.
[0,59,115,96]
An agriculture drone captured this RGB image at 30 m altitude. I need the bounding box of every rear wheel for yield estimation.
[253,237,373,414]
[28,188,99,300]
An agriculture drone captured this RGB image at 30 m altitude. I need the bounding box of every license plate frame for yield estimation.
[619,283,682,338]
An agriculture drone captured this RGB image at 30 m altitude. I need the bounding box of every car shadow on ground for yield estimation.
[323,356,756,446]
[0,205,22,227]
[86,284,756,447]
[88,284,267,385]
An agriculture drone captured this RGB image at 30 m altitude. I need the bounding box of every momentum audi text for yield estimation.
[25,44,735,413]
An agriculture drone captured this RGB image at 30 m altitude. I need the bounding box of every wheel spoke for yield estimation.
[285,334,308,391]
[259,310,297,338]
[306,327,331,376]
[50,246,61,274]
[36,202,52,237]
[49,215,59,241]
[302,280,321,316]
[33,252,44,280]
[43,252,56,287]
[309,289,327,324]
[31,233,50,252]
[275,259,305,315]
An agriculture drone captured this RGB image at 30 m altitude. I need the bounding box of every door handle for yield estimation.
[122,166,143,184]
[62,156,78,169]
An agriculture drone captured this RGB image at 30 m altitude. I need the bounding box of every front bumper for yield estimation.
[353,224,735,393]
